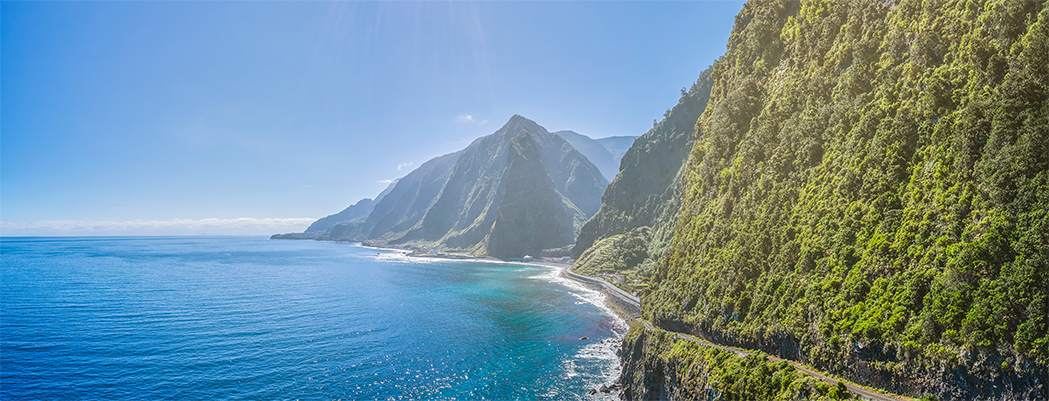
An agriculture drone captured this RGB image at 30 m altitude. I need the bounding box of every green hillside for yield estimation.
[638,0,1047,399]
[360,151,461,242]
[309,151,461,242]
[276,115,606,259]
[619,322,860,400]
[389,115,607,258]
[481,130,582,258]
[571,68,714,284]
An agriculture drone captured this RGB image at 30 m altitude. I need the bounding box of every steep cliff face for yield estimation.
[305,198,375,234]
[385,115,608,257]
[571,68,714,279]
[307,151,460,243]
[618,322,859,400]
[288,115,608,258]
[637,0,1048,400]
[480,131,581,258]
[362,151,461,242]
[274,181,395,240]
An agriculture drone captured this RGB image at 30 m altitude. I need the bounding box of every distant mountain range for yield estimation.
[275,115,621,259]
[553,131,636,181]
[275,1,1049,399]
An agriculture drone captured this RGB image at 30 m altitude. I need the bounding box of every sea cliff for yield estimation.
[625,0,1047,399]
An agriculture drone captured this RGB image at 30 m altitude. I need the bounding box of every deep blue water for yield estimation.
[1,236,623,400]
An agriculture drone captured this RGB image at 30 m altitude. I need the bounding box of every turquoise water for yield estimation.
[1,236,624,400]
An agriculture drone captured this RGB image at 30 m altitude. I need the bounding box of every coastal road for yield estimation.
[560,267,640,309]
[555,266,912,401]
[637,320,912,401]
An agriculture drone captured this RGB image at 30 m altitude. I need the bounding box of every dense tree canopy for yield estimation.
[642,0,1047,398]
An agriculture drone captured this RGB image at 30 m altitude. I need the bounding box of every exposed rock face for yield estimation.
[387,115,607,258]
[278,115,607,259]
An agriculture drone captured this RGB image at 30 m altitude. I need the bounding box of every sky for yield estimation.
[1,1,744,236]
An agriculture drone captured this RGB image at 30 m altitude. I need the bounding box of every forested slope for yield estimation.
[639,0,1048,399]
[379,115,608,258]
[570,69,713,281]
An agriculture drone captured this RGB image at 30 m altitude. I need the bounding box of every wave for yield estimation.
[529,265,626,394]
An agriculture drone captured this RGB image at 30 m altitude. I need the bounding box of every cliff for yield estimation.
[381,115,608,258]
[618,321,860,400]
[304,198,375,234]
[571,68,714,281]
[635,0,1048,400]
[282,115,608,259]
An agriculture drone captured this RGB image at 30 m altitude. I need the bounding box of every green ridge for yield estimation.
[571,68,714,284]
[620,321,861,400]
[637,0,1047,399]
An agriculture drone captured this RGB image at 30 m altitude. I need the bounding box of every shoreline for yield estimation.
[295,238,642,320]
[343,239,644,320]
[288,239,632,397]
[517,260,642,321]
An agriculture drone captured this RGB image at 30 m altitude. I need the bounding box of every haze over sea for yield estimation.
[1,236,624,400]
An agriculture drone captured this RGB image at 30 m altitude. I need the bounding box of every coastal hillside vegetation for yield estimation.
[316,151,462,242]
[304,196,378,235]
[639,0,1047,399]
[571,68,714,284]
[619,321,860,400]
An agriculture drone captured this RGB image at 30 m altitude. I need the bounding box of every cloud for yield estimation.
[377,179,397,184]
[0,218,316,237]
[457,114,488,126]
[396,162,414,171]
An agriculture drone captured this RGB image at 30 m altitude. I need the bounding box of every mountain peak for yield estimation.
[508,114,529,123]
[498,115,545,138]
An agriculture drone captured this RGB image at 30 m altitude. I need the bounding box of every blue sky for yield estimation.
[1,1,743,236]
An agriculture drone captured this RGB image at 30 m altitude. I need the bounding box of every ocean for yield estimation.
[0,236,624,400]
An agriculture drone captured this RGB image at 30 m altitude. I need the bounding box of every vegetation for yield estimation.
[642,0,1047,398]
[553,130,636,182]
[573,227,651,277]
[284,115,609,259]
[303,197,375,234]
[571,68,715,285]
[571,227,651,293]
[619,321,859,400]
[348,151,460,242]
[596,136,638,165]
[386,115,606,258]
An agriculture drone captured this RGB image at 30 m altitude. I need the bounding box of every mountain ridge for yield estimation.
[630,1,1048,400]
[275,115,608,259]
[383,115,607,258]
[553,130,636,182]
[571,68,714,282]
